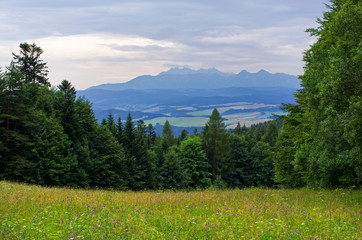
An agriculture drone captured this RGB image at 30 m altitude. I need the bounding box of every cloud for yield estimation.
[37,33,180,59]
[0,33,188,89]
[0,0,327,89]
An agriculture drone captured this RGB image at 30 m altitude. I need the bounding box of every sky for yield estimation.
[0,0,327,90]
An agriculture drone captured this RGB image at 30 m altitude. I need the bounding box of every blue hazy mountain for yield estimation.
[87,67,300,90]
[79,68,299,133]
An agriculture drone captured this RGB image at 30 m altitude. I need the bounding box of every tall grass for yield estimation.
[1,181,361,239]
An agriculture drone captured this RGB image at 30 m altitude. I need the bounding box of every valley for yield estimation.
[79,68,299,132]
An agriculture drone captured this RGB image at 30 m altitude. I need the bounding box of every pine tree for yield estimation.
[234,122,242,135]
[106,112,117,138]
[116,116,124,144]
[24,110,75,186]
[178,129,188,144]
[227,134,253,187]
[202,108,231,181]
[262,120,278,147]
[123,112,135,153]
[0,63,34,182]
[162,120,175,146]
[12,43,49,85]
[250,141,274,187]
[88,125,128,189]
[145,123,156,149]
[54,80,79,143]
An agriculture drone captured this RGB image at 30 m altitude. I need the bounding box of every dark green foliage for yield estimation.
[123,113,135,153]
[12,43,49,85]
[178,129,188,144]
[179,135,211,189]
[53,81,99,187]
[227,134,253,187]
[8,41,351,190]
[145,123,156,149]
[88,125,128,189]
[263,120,278,147]
[54,80,78,143]
[202,108,231,181]
[132,120,155,190]
[116,117,124,144]
[162,120,175,146]
[250,141,274,187]
[106,112,117,138]
[159,147,188,189]
[24,110,75,186]
[273,104,308,188]
[0,63,35,182]
[274,0,361,188]
[233,122,242,135]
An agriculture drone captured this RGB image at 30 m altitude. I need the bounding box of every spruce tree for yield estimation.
[162,120,174,146]
[12,43,49,85]
[234,122,242,135]
[227,134,253,187]
[202,108,231,181]
[0,63,34,182]
[106,112,117,138]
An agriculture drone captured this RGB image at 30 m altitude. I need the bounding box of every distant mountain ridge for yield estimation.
[87,67,300,90]
[79,68,299,133]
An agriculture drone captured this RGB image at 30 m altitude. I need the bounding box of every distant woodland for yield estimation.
[0,0,360,189]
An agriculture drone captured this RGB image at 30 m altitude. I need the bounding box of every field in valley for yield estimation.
[1,181,360,239]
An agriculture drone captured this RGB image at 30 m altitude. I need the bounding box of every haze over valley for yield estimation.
[80,67,299,133]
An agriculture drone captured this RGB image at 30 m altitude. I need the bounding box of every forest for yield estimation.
[0,0,360,190]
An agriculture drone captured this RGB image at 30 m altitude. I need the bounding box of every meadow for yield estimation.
[1,181,360,239]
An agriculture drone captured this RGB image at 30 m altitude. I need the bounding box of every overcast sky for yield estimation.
[0,0,327,89]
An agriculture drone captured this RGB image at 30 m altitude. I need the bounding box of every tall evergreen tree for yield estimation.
[54,80,79,143]
[227,134,253,188]
[145,123,156,149]
[88,125,128,189]
[116,116,124,144]
[12,43,49,85]
[132,120,155,190]
[106,112,117,138]
[53,81,99,187]
[250,141,274,187]
[178,129,188,144]
[263,120,278,147]
[24,110,75,186]
[123,113,135,153]
[162,120,175,146]
[0,63,34,182]
[234,122,242,135]
[202,108,231,181]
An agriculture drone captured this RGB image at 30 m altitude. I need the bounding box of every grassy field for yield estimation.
[1,181,361,239]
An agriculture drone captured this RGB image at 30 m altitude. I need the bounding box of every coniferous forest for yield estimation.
[0,0,360,190]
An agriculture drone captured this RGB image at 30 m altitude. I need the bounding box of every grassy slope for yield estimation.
[1,181,361,239]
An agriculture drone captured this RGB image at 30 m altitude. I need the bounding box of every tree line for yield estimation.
[0,44,279,189]
[1,0,360,190]
[273,0,361,188]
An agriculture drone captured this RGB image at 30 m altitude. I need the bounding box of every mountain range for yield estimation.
[88,67,300,90]
[79,67,300,135]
